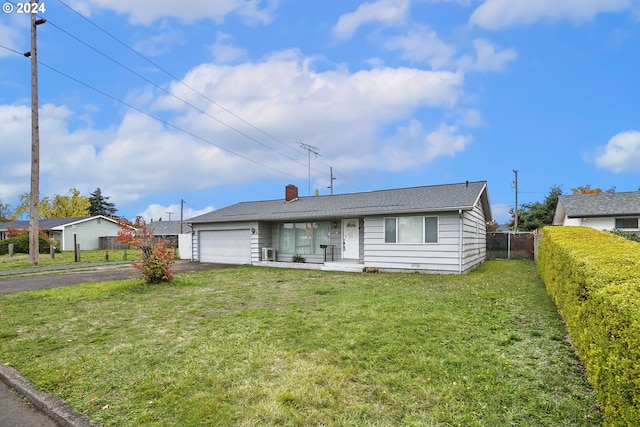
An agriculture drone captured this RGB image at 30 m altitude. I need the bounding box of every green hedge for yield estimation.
[0,235,57,255]
[538,226,640,426]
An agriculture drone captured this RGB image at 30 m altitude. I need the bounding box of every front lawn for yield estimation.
[0,261,601,426]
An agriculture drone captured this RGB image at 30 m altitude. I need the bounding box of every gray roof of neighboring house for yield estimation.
[189,181,491,224]
[554,191,640,223]
[147,220,192,235]
[0,217,90,231]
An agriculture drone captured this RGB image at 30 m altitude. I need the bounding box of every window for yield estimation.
[384,218,397,243]
[615,218,638,229]
[384,216,438,244]
[279,222,331,254]
[425,217,438,243]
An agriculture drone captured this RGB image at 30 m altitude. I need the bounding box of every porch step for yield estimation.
[321,262,364,273]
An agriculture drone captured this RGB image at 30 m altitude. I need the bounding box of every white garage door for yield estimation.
[199,229,251,264]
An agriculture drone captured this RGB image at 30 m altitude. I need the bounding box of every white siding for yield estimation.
[61,218,120,250]
[364,207,487,274]
[461,201,487,273]
[363,213,462,273]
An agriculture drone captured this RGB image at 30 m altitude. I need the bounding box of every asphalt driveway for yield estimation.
[0,260,235,295]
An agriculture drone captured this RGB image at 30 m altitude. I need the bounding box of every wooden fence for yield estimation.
[486,232,535,260]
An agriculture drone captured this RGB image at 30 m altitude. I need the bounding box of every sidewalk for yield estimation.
[0,262,131,276]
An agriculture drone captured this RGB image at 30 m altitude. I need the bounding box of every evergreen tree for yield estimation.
[88,188,118,217]
[509,185,562,231]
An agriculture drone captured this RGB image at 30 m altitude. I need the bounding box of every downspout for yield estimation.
[458,209,463,274]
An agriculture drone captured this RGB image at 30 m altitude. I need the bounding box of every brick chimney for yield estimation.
[285,184,299,202]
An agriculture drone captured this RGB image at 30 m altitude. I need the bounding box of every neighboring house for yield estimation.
[0,215,120,250]
[147,220,193,260]
[553,191,640,232]
[147,220,192,246]
[188,181,492,274]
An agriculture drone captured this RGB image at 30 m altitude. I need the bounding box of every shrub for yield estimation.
[538,226,640,426]
[114,216,175,284]
[0,235,57,255]
[292,254,305,263]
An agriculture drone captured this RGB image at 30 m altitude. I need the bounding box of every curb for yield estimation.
[0,363,101,427]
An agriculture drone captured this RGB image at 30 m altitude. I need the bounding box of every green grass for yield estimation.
[0,249,138,271]
[0,261,602,426]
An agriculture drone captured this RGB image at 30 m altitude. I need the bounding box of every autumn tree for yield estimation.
[88,188,118,217]
[13,188,90,219]
[571,185,616,194]
[509,185,562,231]
[115,216,175,284]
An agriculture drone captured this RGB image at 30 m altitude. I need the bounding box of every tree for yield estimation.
[114,216,175,284]
[509,185,562,231]
[0,199,11,222]
[572,185,616,194]
[13,188,90,219]
[88,188,118,217]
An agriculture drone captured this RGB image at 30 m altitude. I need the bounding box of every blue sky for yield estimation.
[1,0,639,224]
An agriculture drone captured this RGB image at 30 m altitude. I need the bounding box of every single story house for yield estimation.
[147,220,193,260]
[0,215,121,250]
[188,181,492,274]
[147,220,192,246]
[553,191,640,232]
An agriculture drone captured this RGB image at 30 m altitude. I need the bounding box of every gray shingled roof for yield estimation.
[189,181,491,223]
[147,220,192,235]
[556,192,640,218]
[0,217,90,230]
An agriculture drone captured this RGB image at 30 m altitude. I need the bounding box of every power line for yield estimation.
[41,19,309,169]
[55,0,305,160]
[0,44,305,180]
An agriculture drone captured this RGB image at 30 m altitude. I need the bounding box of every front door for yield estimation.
[342,218,359,259]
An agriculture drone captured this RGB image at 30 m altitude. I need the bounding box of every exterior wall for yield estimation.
[61,218,120,250]
[363,208,487,274]
[461,201,487,273]
[268,219,346,264]
[363,212,462,273]
[563,216,640,231]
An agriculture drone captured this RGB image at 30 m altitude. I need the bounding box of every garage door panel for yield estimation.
[200,229,251,264]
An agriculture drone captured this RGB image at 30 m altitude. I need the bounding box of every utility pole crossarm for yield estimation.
[297,141,321,196]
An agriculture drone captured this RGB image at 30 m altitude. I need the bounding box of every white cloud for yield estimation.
[470,0,633,30]
[381,120,472,170]
[210,32,248,64]
[132,22,185,57]
[595,130,640,172]
[72,0,279,25]
[383,24,456,69]
[332,0,410,40]
[0,50,468,210]
[138,203,214,222]
[458,39,517,72]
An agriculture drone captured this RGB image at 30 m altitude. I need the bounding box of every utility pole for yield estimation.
[328,167,336,195]
[512,169,519,232]
[166,211,174,221]
[25,2,46,265]
[180,199,184,234]
[297,141,321,196]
